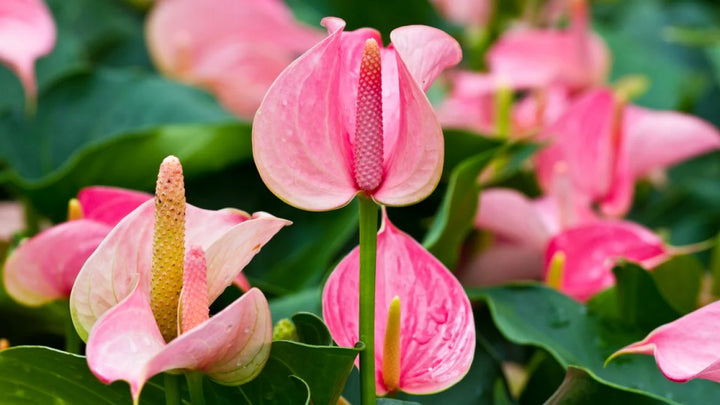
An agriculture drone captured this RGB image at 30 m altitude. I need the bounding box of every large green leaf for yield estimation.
[0,346,169,404]
[546,367,663,405]
[0,69,250,220]
[469,284,720,404]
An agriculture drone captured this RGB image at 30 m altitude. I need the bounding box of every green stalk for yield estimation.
[358,194,379,405]
[186,372,206,405]
[64,310,80,354]
[164,373,181,405]
[22,198,40,237]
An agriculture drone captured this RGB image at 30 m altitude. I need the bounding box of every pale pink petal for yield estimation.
[511,86,571,136]
[4,219,110,306]
[0,0,56,102]
[430,0,493,27]
[85,288,166,402]
[535,89,616,202]
[372,46,445,206]
[77,186,152,227]
[624,106,720,178]
[252,17,358,211]
[388,26,462,92]
[486,29,608,91]
[70,201,285,341]
[475,189,553,250]
[146,0,321,79]
[323,213,475,395]
[0,201,24,241]
[611,300,720,383]
[146,288,272,385]
[544,221,669,302]
[456,239,545,286]
[232,272,252,292]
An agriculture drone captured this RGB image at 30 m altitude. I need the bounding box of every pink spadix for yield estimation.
[353,39,384,192]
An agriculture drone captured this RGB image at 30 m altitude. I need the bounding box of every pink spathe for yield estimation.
[611,300,720,383]
[0,0,56,104]
[322,212,475,395]
[253,17,461,211]
[3,187,151,306]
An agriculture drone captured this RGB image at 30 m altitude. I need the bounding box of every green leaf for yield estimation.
[291,312,332,346]
[269,288,322,321]
[271,341,360,405]
[423,150,497,269]
[469,284,720,404]
[587,262,680,332]
[442,129,502,178]
[545,367,663,405]
[650,255,704,314]
[211,357,311,405]
[0,346,168,404]
[0,69,249,220]
[376,399,421,405]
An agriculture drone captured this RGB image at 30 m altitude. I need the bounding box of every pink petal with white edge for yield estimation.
[0,0,56,102]
[611,300,720,383]
[624,105,720,179]
[3,219,110,306]
[77,186,152,227]
[252,18,357,211]
[87,287,272,403]
[323,212,475,395]
[388,26,462,92]
[544,221,669,302]
[70,200,288,340]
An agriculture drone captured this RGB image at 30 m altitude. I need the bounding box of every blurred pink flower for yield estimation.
[544,221,670,302]
[3,187,151,306]
[253,17,461,211]
[71,157,290,401]
[146,0,323,118]
[536,88,720,217]
[610,300,720,383]
[323,211,475,395]
[0,0,56,106]
[430,0,493,28]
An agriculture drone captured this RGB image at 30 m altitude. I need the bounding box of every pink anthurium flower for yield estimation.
[70,156,290,402]
[0,0,56,106]
[544,221,670,302]
[609,300,720,382]
[430,0,493,28]
[536,88,720,217]
[146,0,323,118]
[3,187,151,306]
[253,17,462,211]
[484,0,608,91]
[323,211,475,395]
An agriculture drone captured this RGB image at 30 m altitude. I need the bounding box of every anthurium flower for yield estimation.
[535,88,720,217]
[0,0,56,106]
[544,221,670,302]
[253,17,462,211]
[484,0,608,91]
[70,156,290,402]
[323,211,475,395]
[457,185,596,286]
[609,300,720,382]
[430,0,493,28]
[3,187,151,306]
[146,0,323,118]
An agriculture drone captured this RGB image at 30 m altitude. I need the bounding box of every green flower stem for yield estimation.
[186,372,206,405]
[164,373,181,405]
[358,194,379,405]
[64,310,80,354]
